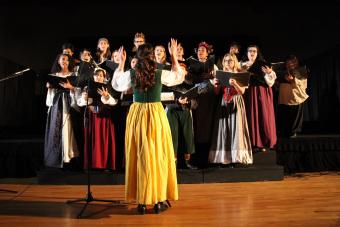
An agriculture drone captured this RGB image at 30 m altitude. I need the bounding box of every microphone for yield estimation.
[14,68,31,75]
[271,62,285,65]
[0,68,31,83]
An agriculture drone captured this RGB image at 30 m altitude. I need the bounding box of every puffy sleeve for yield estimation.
[264,70,277,87]
[101,95,118,106]
[46,88,56,107]
[111,69,132,92]
[160,67,185,87]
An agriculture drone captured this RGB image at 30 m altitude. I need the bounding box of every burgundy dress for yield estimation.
[84,106,116,170]
[243,62,277,149]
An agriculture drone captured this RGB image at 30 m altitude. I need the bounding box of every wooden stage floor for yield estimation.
[1,172,340,226]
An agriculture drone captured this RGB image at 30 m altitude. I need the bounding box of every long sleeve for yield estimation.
[77,96,93,107]
[101,95,118,106]
[264,71,277,87]
[111,69,132,92]
[69,89,81,110]
[46,88,56,107]
[161,67,185,87]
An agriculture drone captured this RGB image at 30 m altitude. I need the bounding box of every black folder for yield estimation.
[87,80,114,105]
[288,66,308,79]
[97,60,119,77]
[248,60,272,77]
[76,61,95,87]
[156,62,172,70]
[277,65,309,82]
[171,85,199,99]
[186,55,215,82]
[46,74,78,90]
[216,70,250,87]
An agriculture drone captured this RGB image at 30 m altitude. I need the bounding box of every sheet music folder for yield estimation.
[87,80,114,104]
[277,65,309,81]
[215,70,250,87]
[171,86,199,99]
[46,74,77,89]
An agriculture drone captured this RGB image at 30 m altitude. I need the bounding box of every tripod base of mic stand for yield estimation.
[67,191,120,219]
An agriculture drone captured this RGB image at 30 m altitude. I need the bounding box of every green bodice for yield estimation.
[131,69,163,103]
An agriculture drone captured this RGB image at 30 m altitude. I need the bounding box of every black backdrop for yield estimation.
[1,1,340,135]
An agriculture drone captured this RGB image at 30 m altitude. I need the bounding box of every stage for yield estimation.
[1,133,340,186]
[0,173,339,226]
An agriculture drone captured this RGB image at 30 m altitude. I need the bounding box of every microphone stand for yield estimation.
[66,61,121,219]
[0,68,31,83]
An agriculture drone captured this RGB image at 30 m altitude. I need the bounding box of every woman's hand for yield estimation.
[261,65,273,75]
[59,80,74,90]
[81,91,88,101]
[285,74,294,82]
[168,38,178,57]
[229,78,236,86]
[97,86,110,100]
[118,46,127,63]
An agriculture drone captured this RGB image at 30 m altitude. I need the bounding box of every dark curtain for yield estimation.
[0,57,46,137]
[303,47,340,133]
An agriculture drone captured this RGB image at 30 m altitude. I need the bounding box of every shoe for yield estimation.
[154,202,168,214]
[137,204,146,215]
[289,133,297,138]
[153,203,161,214]
[183,160,198,170]
[260,147,268,152]
[252,147,260,153]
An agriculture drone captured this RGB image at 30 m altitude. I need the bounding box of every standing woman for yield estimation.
[154,45,170,68]
[187,41,218,168]
[77,68,118,170]
[240,45,277,152]
[165,43,197,169]
[209,53,252,166]
[45,54,80,168]
[112,39,184,214]
[277,55,308,137]
[95,37,111,64]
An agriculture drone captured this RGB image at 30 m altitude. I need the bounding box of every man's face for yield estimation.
[286,59,299,71]
[230,46,239,55]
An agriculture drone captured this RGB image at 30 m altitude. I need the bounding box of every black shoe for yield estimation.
[183,160,198,170]
[225,163,234,168]
[153,203,161,214]
[137,204,146,215]
[233,163,249,168]
[154,202,168,214]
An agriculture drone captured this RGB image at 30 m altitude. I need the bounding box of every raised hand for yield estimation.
[97,86,110,100]
[168,38,178,57]
[118,46,127,63]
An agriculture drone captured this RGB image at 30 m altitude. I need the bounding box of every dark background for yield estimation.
[1,1,340,135]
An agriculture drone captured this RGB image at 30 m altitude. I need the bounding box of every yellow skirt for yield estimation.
[125,102,178,205]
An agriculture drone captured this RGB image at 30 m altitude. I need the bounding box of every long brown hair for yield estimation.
[134,43,156,91]
[95,38,111,62]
